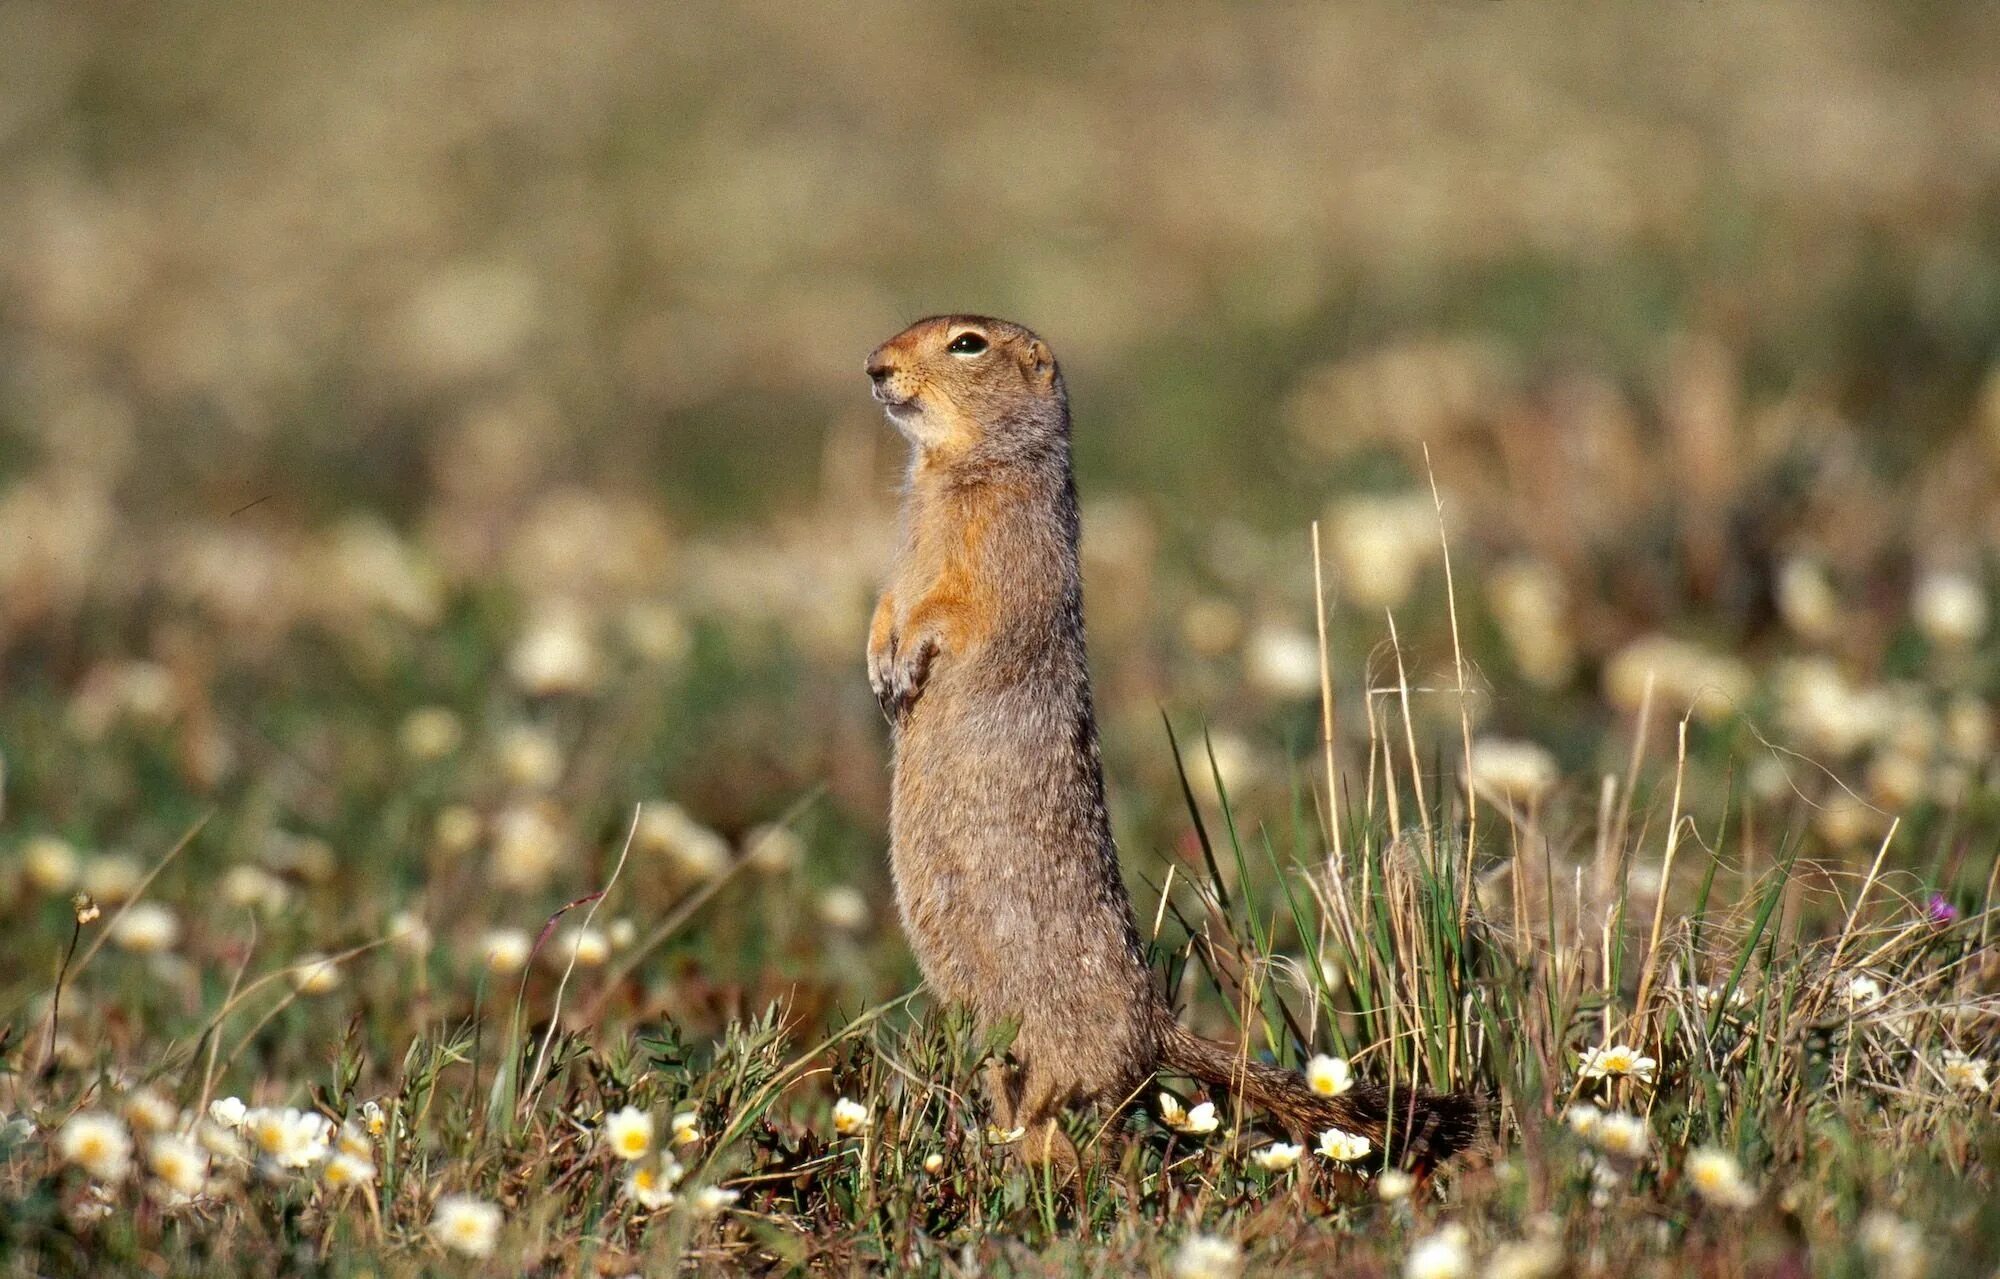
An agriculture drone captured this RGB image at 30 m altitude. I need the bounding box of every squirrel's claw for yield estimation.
[875,634,936,724]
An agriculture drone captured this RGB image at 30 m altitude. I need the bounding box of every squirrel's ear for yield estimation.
[1020,338,1056,387]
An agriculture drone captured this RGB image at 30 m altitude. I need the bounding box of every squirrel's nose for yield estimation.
[865,356,893,384]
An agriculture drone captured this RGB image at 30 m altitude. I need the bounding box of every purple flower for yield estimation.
[1926,893,1958,927]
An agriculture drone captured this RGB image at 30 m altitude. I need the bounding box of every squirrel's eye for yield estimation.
[946,332,988,356]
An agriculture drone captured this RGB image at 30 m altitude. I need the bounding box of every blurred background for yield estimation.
[3,1,1998,1022]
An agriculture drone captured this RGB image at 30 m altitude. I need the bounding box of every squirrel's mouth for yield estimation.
[873,385,919,419]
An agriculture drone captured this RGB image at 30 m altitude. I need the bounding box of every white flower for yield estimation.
[624,1155,683,1209]
[1485,1238,1563,1279]
[1157,1091,1188,1129]
[550,927,609,969]
[817,886,870,931]
[692,1185,741,1216]
[1562,1104,1602,1139]
[508,607,602,696]
[1171,1233,1244,1279]
[337,1122,372,1158]
[323,1151,376,1188]
[289,954,341,995]
[122,1089,177,1134]
[1591,1111,1649,1159]
[208,1097,248,1130]
[245,1107,333,1169]
[1305,1054,1353,1097]
[1913,569,1988,649]
[431,1194,502,1257]
[831,1098,871,1136]
[1843,974,1884,1006]
[108,902,180,954]
[985,1125,1026,1145]
[635,802,729,879]
[196,1120,249,1166]
[360,1100,388,1139]
[1251,1141,1302,1171]
[1576,1043,1657,1084]
[669,1111,702,1145]
[607,917,637,948]
[1942,1050,1991,1094]
[1377,1168,1415,1201]
[1176,1101,1220,1135]
[1859,1211,1925,1279]
[1469,738,1560,803]
[1685,1147,1755,1208]
[387,910,432,955]
[1690,982,1748,1011]
[1245,622,1322,699]
[481,927,533,975]
[741,823,804,875]
[601,1107,654,1161]
[1316,1126,1373,1162]
[220,864,291,915]
[58,1112,133,1181]
[490,802,565,889]
[22,836,80,892]
[1404,1224,1471,1279]
[147,1133,208,1198]
[400,706,463,761]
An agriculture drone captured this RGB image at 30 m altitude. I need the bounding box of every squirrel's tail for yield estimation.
[1152,1006,1484,1171]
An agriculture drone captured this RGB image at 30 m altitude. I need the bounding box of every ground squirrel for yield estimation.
[865,315,1479,1179]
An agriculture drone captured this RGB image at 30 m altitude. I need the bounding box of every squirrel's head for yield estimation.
[865,316,1067,464]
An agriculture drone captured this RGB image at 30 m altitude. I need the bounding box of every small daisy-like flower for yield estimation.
[23,836,80,892]
[323,1151,375,1188]
[922,1151,945,1174]
[985,1124,1026,1145]
[1591,1111,1649,1159]
[1691,982,1748,1011]
[196,1120,249,1165]
[1251,1141,1302,1172]
[360,1100,387,1138]
[400,706,463,761]
[1563,1103,1603,1138]
[337,1122,371,1159]
[245,1107,333,1169]
[624,1156,683,1210]
[1942,1050,1991,1094]
[1317,1126,1373,1162]
[1843,973,1884,1005]
[208,1097,248,1130]
[669,1111,702,1145]
[692,1185,741,1216]
[601,1107,654,1161]
[480,928,533,974]
[1376,1168,1416,1202]
[1685,1147,1755,1208]
[1176,1101,1220,1135]
[817,886,870,931]
[387,910,432,955]
[607,917,638,948]
[290,954,341,995]
[831,1098,870,1136]
[108,902,180,954]
[1485,1238,1563,1279]
[1305,1054,1353,1097]
[1170,1233,1243,1279]
[147,1133,208,1199]
[57,1112,133,1181]
[550,926,609,969]
[431,1194,502,1257]
[1577,1043,1657,1083]
[1404,1224,1471,1279]
[122,1089,177,1134]
[1157,1091,1188,1128]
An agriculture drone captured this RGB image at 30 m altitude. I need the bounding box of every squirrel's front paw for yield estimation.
[874,634,936,723]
